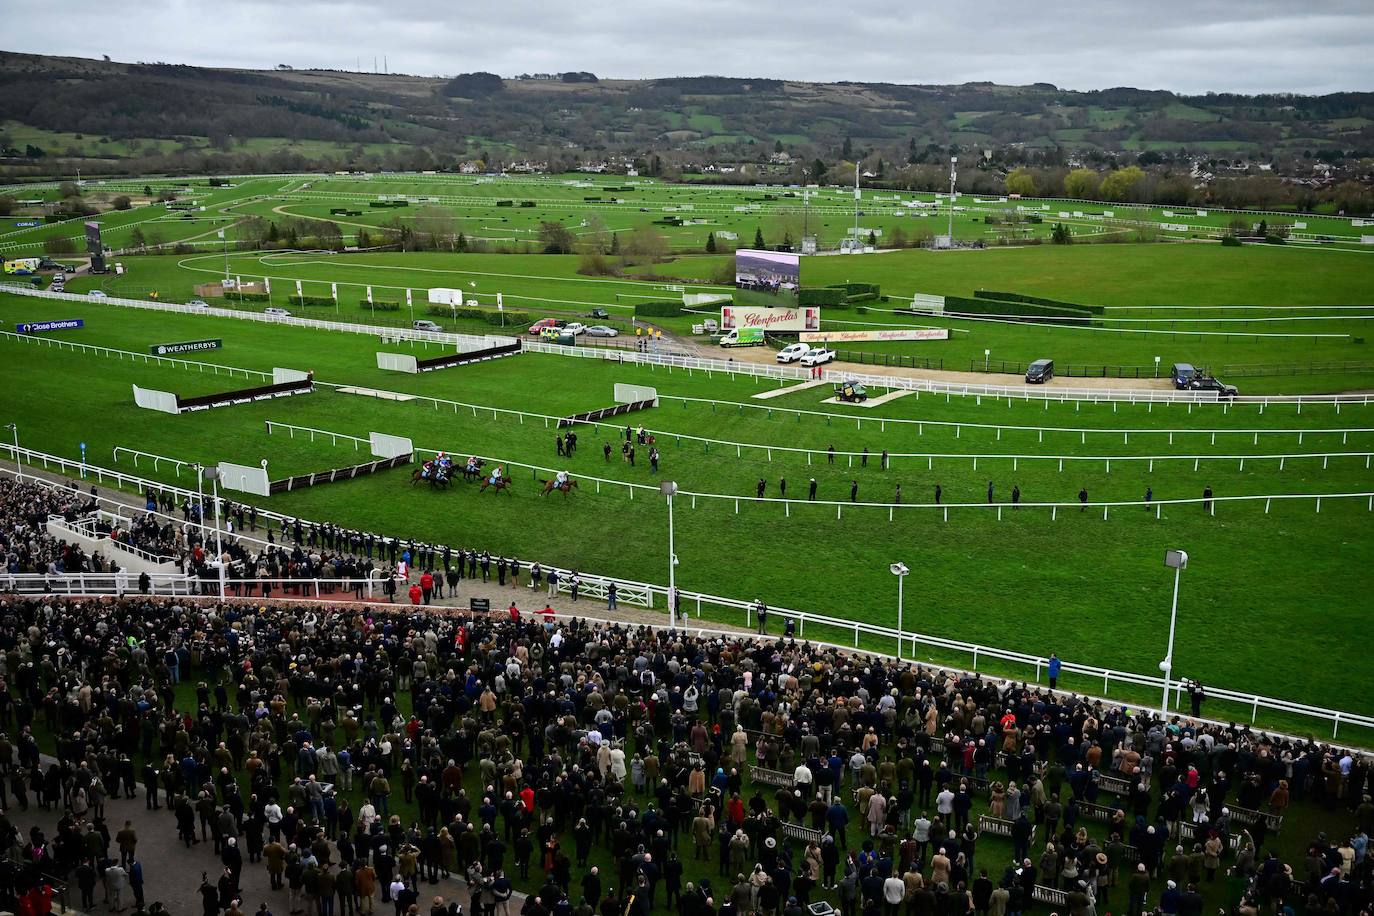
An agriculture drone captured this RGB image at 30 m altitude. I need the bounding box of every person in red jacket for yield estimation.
[408,583,423,605]
[508,603,520,622]
[420,570,434,604]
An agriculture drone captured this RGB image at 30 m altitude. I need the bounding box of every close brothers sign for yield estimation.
[799,328,949,343]
[15,318,84,334]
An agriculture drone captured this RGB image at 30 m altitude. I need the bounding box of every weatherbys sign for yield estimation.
[720,306,820,333]
[16,318,84,334]
[800,328,949,343]
[150,339,223,356]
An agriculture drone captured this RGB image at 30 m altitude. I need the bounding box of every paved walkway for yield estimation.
[17,768,500,916]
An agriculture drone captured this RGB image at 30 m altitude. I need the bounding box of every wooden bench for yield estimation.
[779,821,824,844]
[1097,773,1133,796]
[750,766,795,789]
[978,814,1036,846]
[1033,886,1068,906]
[1079,800,1124,824]
[1177,820,1241,850]
[1225,805,1284,835]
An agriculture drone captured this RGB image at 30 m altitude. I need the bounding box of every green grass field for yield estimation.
[60,238,1374,393]
[2,291,1373,743]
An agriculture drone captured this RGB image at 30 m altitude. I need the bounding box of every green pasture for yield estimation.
[2,292,1373,740]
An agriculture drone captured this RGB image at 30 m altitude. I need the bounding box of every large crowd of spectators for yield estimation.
[0,479,1371,916]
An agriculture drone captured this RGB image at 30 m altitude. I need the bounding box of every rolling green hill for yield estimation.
[2,51,1372,181]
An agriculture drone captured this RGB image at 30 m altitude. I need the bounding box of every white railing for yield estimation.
[49,511,180,567]
[0,284,494,350]
[259,419,1374,520]
[15,319,1370,456]
[5,445,1373,740]
[111,446,199,477]
[8,284,1372,406]
[1,564,1371,745]
[0,328,272,381]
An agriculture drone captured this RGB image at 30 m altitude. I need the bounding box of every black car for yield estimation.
[588,308,610,319]
[1188,376,1238,398]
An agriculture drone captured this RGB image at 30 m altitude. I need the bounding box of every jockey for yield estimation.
[489,465,504,485]
[554,469,569,488]
[466,455,479,472]
[421,458,435,478]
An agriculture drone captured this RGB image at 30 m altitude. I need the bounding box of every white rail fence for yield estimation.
[257,420,1374,520]
[6,284,1374,406]
[10,319,1374,457]
[1,554,1371,744]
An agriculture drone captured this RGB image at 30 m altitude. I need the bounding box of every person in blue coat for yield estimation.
[1048,654,1062,690]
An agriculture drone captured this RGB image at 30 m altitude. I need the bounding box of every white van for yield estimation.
[264,307,292,318]
[776,342,811,363]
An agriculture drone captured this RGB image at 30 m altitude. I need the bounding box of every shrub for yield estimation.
[225,292,270,302]
[634,300,686,318]
[799,287,843,307]
[1220,235,1243,247]
[973,290,1105,315]
[483,309,530,327]
[496,200,514,207]
[361,300,401,311]
[287,295,336,307]
[943,296,1093,326]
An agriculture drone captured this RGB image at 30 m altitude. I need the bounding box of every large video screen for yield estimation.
[734,249,800,308]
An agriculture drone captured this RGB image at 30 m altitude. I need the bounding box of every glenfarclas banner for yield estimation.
[800,328,949,343]
[720,306,820,332]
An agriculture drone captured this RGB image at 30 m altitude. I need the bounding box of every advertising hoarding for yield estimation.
[720,306,820,333]
[799,329,949,343]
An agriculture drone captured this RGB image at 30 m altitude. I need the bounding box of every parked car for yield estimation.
[264,307,292,317]
[187,299,210,309]
[88,290,107,298]
[587,308,611,319]
[1188,375,1238,398]
[1170,363,1197,389]
[776,342,811,363]
[1025,358,1054,384]
[412,319,443,332]
[800,347,835,367]
[562,322,588,336]
[586,325,619,337]
[528,317,562,336]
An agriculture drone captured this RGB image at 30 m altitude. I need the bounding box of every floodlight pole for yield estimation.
[948,157,958,243]
[890,562,909,658]
[1161,549,1188,717]
[854,162,860,237]
[4,423,19,482]
[661,481,679,629]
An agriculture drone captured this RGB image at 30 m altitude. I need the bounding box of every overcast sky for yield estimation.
[10,0,1374,95]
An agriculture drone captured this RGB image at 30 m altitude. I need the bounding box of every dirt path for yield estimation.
[666,331,1176,391]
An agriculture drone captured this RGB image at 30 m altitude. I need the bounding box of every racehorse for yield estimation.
[410,466,451,489]
[479,476,515,495]
[539,478,579,497]
[461,459,486,482]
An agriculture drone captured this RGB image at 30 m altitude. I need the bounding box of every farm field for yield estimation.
[2,290,1373,740]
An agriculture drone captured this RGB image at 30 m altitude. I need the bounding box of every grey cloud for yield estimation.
[9,0,1373,94]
